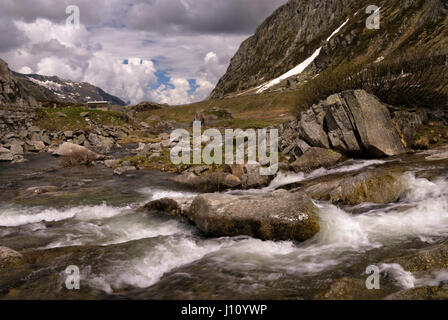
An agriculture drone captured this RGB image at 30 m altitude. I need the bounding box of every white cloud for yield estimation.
[83,56,158,104]
[0,1,288,105]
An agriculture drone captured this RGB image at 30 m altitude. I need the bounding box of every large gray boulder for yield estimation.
[282,90,406,159]
[188,191,320,241]
[327,90,406,157]
[289,167,409,205]
[53,142,103,160]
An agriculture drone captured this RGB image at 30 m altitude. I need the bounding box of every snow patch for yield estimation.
[326,18,350,41]
[256,48,322,93]
[256,18,349,94]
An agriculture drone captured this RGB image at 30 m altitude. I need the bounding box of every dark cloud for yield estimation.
[0,0,287,35]
[0,18,29,52]
[125,0,287,35]
[0,0,113,25]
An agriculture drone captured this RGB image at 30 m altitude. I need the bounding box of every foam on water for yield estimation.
[138,187,198,201]
[85,236,236,293]
[0,203,129,227]
[263,159,389,191]
[380,263,448,290]
[43,211,193,249]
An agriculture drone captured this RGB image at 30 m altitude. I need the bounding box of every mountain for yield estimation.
[13,72,126,106]
[0,59,38,107]
[0,58,126,107]
[211,0,448,99]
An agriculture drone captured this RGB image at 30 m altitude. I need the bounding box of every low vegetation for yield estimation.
[35,107,132,132]
[136,90,299,126]
[294,52,448,113]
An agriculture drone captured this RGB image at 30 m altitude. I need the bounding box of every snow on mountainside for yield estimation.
[211,0,448,99]
[256,18,349,94]
[12,71,126,106]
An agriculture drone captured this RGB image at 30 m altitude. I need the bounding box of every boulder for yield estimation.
[188,191,320,241]
[223,174,242,188]
[299,106,330,149]
[286,90,407,159]
[299,168,408,205]
[172,172,242,193]
[74,134,86,145]
[28,141,45,152]
[291,147,344,173]
[89,133,114,154]
[325,102,362,154]
[0,153,14,161]
[326,90,406,157]
[53,142,103,161]
[104,159,120,168]
[138,198,193,217]
[0,146,10,153]
[0,247,24,269]
[242,163,271,188]
[225,163,271,189]
[392,111,423,149]
[113,166,137,176]
[10,142,24,155]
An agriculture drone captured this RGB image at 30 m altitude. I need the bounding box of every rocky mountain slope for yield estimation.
[211,0,448,98]
[0,58,126,106]
[0,59,38,107]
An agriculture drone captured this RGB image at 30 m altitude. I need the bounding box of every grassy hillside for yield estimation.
[136,90,301,129]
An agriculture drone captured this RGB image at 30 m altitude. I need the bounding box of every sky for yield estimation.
[0,0,286,105]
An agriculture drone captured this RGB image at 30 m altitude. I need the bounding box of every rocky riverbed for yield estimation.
[1,144,448,299]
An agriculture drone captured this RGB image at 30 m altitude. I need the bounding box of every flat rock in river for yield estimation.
[188,191,320,241]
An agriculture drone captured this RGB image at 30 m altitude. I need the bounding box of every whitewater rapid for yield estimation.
[1,157,448,297]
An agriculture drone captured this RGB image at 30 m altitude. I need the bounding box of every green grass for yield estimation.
[135,90,299,128]
[35,107,131,132]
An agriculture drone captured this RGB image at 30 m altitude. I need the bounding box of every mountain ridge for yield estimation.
[0,58,126,107]
[211,0,448,99]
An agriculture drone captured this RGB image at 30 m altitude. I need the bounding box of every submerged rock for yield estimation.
[286,168,409,205]
[114,166,137,176]
[187,191,320,242]
[291,147,345,173]
[0,247,24,270]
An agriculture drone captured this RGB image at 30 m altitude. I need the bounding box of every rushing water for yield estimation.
[1,152,448,299]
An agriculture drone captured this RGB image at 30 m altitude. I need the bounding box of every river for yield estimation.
[1,151,448,299]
